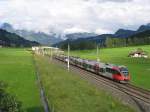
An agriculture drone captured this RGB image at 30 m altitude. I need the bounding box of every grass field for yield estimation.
[0,48,43,112]
[35,55,135,112]
[69,45,150,90]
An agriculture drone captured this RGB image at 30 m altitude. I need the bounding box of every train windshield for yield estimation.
[120,67,129,76]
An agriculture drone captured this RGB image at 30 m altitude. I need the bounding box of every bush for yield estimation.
[0,81,22,112]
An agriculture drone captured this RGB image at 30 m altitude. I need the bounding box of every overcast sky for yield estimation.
[0,0,150,34]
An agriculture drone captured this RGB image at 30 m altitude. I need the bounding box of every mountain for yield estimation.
[114,23,150,37]
[0,23,14,32]
[130,29,150,38]
[55,23,150,49]
[2,22,150,47]
[65,33,98,40]
[54,34,110,48]
[137,24,150,32]
[0,29,39,47]
[112,23,150,38]
[0,23,63,45]
[15,30,63,45]
[54,33,105,48]
[114,29,136,38]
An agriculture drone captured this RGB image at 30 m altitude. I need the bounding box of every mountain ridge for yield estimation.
[55,23,150,48]
[0,23,63,45]
[0,29,40,47]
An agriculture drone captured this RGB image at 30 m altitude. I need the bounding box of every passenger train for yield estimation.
[55,55,131,83]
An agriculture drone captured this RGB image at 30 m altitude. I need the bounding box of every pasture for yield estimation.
[70,45,150,90]
[0,48,43,112]
[34,55,135,112]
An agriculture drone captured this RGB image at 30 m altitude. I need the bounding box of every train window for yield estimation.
[106,68,111,73]
[106,68,120,74]
[120,67,128,72]
[113,70,120,75]
[121,71,129,76]
[99,68,105,73]
[120,67,129,76]
[89,65,93,69]
[83,63,88,68]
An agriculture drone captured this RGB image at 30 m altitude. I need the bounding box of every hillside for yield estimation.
[127,30,150,45]
[130,29,150,38]
[105,30,150,48]
[0,29,40,47]
[114,29,136,38]
[1,23,63,45]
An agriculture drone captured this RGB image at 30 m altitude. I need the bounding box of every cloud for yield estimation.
[95,0,133,3]
[0,0,150,35]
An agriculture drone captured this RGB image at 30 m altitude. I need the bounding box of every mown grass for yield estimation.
[0,48,43,112]
[34,55,135,112]
[69,45,150,90]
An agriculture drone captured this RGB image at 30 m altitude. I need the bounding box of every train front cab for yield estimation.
[112,67,130,83]
[120,67,130,83]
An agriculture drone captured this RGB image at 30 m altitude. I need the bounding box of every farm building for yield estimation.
[32,46,39,51]
[128,48,148,58]
[32,46,64,55]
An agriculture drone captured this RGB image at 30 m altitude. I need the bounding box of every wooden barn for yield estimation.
[128,48,148,58]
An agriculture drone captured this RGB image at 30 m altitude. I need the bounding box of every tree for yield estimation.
[105,37,113,47]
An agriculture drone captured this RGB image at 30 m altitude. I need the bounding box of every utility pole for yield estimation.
[42,48,44,56]
[56,46,58,56]
[67,44,70,71]
[50,48,53,60]
[97,44,100,62]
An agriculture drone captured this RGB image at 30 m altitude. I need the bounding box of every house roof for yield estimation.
[129,49,147,55]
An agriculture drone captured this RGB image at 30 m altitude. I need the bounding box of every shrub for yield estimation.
[0,81,22,112]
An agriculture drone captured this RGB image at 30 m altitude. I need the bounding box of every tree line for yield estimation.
[59,40,97,50]
[105,30,150,48]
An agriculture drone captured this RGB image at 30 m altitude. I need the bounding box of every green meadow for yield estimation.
[69,45,150,90]
[0,48,43,112]
[34,55,135,112]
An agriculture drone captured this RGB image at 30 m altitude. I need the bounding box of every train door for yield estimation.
[94,64,99,74]
[87,64,91,71]
[99,67,105,75]
[105,68,113,79]
[83,62,88,69]
[91,64,95,72]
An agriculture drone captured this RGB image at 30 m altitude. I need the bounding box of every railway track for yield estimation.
[53,57,150,112]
